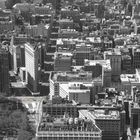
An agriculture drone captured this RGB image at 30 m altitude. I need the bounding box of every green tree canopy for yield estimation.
[0,97,35,138]
[17,130,33,140]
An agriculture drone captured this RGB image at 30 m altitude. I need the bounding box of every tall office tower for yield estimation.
[0,48,9,94]
[130,104,140,135]
[120,110,126,137]
[104,50,121,77]
[25,42,40,94]
[12,44,25,73]
[121,55,132,73]
[132,47,140,69]
[102,64,112,88]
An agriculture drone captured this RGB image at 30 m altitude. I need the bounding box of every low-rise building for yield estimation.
[42,97,78,117]
[54,52,73,71]
[84,59,111,87]
[37,116,102,140]
[0,21,14,33]
[73,43,94,66]
[79,109,120,140]
[50,71,93,99]
[58,28,79,38]
[25,23,50,37]
[59,82,91,104]
[59,18,74,29]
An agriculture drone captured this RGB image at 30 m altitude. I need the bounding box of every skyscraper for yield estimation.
[25,42,40,94]
[130,104,140,135]
[0,48,9,94]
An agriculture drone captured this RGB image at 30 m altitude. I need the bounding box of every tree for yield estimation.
[17,130,33,140]
[5,0,21,9]
[0,97,35,138]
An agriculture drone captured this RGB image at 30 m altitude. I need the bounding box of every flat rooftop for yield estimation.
[79,109,120,120]
[38,117,100,132]
[60,83,91,93]
[54,52,73,59]
[104,50,121,55]
[120,74,139,83]
[84,59,111,71]
[51,71,93,82]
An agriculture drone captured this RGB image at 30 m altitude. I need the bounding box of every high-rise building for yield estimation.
[132,47,140,69]
[120,110,126,137]
[12,44,25,73]
[25,42,40,94]
[130,103,140,135]
[0,48,9,94]
[121,55,132,73]
[104,50,121,77]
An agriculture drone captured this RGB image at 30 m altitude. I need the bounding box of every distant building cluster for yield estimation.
[1,0,140,140]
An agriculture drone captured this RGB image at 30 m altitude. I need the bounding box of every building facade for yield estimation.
[25,42,40,94]
[104,50,121,76]
[79,110,121,140]
[0,48,9,94]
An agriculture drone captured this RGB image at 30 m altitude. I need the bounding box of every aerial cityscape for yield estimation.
[0,0,140,140]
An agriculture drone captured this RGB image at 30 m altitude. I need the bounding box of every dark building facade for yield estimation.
[0,48,9,94]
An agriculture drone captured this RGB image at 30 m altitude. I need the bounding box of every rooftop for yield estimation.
[104,49,121,55]
[60,82,92,93]
[122,55,131,60]
[120,74,139,83]
[86,37,102,43]
[57,38,76,45]
[51,71,93,82]
[59,28,79,33]
[61,6,79,12]
[84,59,111,71]
[38,116,100,132]
[79,109,120,120]
[24,42,38,51]
[54,52,73,59]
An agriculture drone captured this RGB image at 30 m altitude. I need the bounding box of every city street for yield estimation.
[10,96,45,128]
